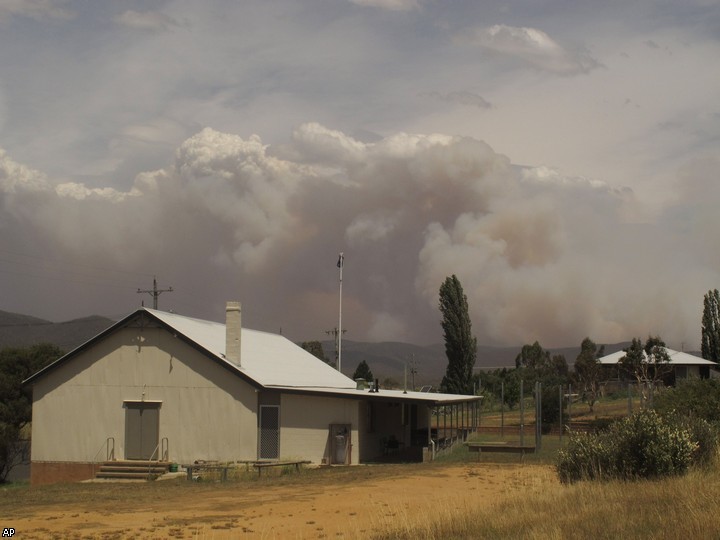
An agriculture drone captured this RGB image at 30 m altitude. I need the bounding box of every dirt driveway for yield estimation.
[6,462,556,539]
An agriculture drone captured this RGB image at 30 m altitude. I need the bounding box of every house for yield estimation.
[24,302,481,484]
[598,347,717,384]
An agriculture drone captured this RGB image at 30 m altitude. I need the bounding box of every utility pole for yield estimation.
[408,355,418,391]
[325,327,347,369]
[137,276,173,310]
[337,252,344,373]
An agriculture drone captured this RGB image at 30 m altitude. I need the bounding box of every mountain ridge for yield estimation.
[1,308,634,386]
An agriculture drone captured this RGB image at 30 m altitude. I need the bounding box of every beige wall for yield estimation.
[280,394,360,464]
[31,326,258,465]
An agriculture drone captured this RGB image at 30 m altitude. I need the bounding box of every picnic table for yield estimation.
[182,460,312,480]
[253,460,311,476]
[465,442,536,460]
[182,462,233,481]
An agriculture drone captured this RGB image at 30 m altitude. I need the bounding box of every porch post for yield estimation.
[443,405,447,443]
[463,401,468,441]
[427,405,434,461]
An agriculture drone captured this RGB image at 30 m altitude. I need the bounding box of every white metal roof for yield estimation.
[147,309,357,389]
[264,385,482,405]
[147,309,480,403]
[598,348,717,366]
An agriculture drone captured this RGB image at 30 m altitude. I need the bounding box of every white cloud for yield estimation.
[348,0,422,11]
[114,10,185,32]
[458,24,601,75]
[1,124,715,349]
[0,148,50,194]
[54,182,140,202]
[421,91,492,109]
[0,0,74,22]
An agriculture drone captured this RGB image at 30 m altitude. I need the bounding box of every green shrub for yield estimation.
[654,378,720,422]
[557,410,698,483]
[671,415,718,467]
[611,410,696,479]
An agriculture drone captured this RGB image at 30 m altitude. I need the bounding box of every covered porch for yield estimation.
[358,391,482,463]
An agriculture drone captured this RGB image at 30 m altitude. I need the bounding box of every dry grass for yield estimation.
[373,461,720,539]
[0,461,449,517]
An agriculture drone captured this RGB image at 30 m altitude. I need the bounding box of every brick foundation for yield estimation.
[31,461,97,485]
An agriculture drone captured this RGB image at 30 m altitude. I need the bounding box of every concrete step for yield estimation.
[95,471,158,479]
[95,460,170,480]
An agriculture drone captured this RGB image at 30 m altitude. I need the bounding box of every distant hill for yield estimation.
[0,310,115,353]
[322,340,639,388]
[321,340,632,388]
[0,308,636,387]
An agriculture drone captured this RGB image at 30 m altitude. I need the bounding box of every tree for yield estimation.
[574,337,605,413]
[514,341,568,383]
[0,344,63,482]
[352,360,374,382]
[300,341,333,367]
[515,341,550,370]
[439,275,477,395]
[620,336,671,407]
[701,289,720,363]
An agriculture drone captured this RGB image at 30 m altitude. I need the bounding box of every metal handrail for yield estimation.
[147,443,160,479]
[91,437,115,477]
[147,438,169,479]
[106,437,115,461]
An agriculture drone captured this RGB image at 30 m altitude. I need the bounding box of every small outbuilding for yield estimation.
[24,302,480,484]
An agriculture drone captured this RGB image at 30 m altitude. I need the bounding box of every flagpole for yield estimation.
[338,252,344,373]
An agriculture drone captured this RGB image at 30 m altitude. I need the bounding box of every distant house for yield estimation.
[24,303,480,484]
[598,347,717,384]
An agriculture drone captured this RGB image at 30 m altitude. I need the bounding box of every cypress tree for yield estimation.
[439,275,477,395]
[702,289,720,362]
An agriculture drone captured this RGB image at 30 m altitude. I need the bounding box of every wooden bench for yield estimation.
[465,442,536,460]
[182,463,233,482]
[253,460,311,476]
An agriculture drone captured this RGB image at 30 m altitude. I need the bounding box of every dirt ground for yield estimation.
[8,462,557,539]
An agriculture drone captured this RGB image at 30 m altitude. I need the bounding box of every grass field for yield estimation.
[374,458,720,539]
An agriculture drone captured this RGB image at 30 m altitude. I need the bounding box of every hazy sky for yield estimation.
[1,0,719,349]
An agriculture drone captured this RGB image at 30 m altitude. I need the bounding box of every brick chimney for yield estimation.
[225,301,242,366]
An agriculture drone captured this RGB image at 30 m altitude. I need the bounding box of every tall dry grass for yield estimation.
[374,462,720,539]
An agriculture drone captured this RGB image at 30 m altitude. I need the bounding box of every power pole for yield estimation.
[405,353,418,392]
[325,327,347,369]
[408,355,418,391]
[337,252,344,373]
[137,276,173,310]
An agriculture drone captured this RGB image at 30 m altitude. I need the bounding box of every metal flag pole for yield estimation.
[337,252,344,373]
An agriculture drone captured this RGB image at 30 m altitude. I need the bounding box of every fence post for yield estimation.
[568,384,572,433]
[559,384,563,442]
[535,381,542,451]
[520,380,525,447]
[500,382,505,438]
